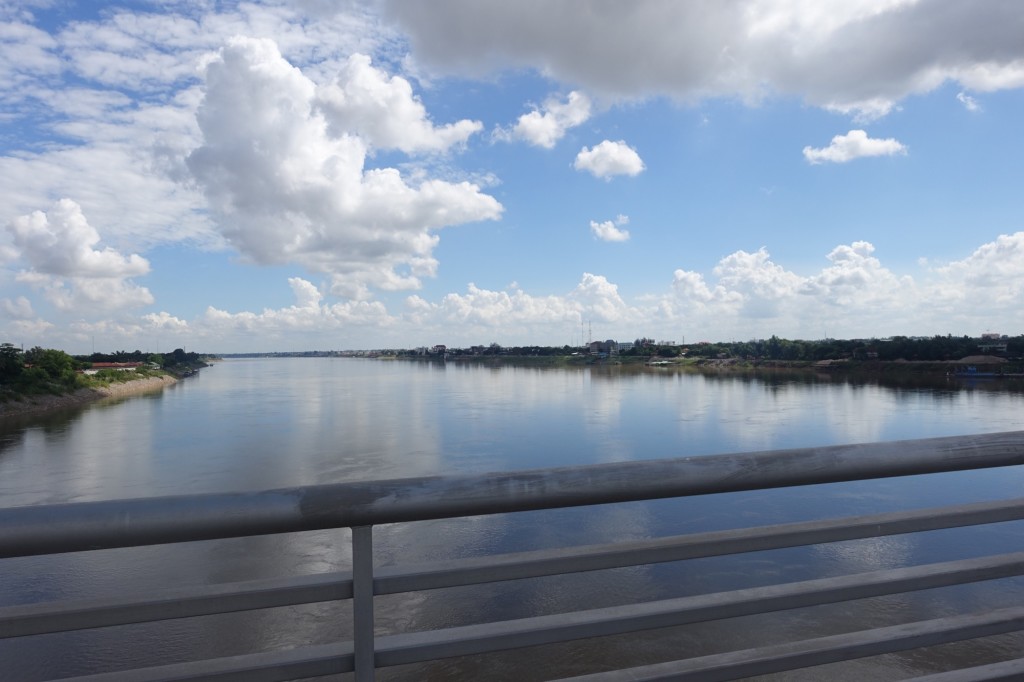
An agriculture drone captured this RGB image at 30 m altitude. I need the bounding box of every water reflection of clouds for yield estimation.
[665,374,1024,456]
[582,370,633,463]
[292,361,447,483]
[0,398,166,506]
[447,363,579,402]
[76,399,165,499]
[438,367,1024,469]
[426,364,637,468]
[6,362,1024,505]
[688,379,878,451]
[159,359,448,487]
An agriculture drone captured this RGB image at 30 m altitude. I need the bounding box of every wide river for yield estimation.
[2,357,1024,680]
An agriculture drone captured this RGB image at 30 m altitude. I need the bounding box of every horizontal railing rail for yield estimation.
[4,431,1024,558]
[2,431,1024,680]
[7,496,1024,641]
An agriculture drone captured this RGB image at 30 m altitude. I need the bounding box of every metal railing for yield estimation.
[4,431,1024,680]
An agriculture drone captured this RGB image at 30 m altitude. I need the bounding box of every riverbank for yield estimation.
[0,374,177,420]
[407,354,1024,377]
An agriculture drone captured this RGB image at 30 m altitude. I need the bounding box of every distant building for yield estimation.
[589,340,618,356]
[617,341,633,352]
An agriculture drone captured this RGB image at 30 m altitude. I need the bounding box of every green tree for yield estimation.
[0,343,23,382]
[24,346,76,382]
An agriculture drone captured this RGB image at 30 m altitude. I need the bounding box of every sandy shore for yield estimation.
[0,375,178,420]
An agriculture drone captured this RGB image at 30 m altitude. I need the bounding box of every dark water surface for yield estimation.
[2,358,1024,680]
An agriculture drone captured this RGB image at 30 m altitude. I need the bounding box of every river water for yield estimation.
[2,358,1024,680]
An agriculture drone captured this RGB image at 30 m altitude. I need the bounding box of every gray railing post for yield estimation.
[352,525,375,681]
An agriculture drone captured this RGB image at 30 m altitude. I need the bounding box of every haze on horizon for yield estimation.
[1,1,1023,355]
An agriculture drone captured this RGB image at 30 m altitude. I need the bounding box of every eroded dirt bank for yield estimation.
[0,375,177,419]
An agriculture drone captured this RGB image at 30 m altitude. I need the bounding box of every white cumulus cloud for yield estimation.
[500,90,592,148]
[317,53,483,153]
[432,283,577,326]
[189,277,396,348]
[712,247,804,318]
[590,215,631,242]
[931,232,1024,311]
[574,140,645,179]
[801,241,913,309]
[402,274,639,342]
[660,241,920,340]
[185,37,502,297]
[803,130,907,164]
[569,273,638,324]
[669,269,743,316]
[8,199,150,279]
[6,199,154,313]
[142,311,190,333]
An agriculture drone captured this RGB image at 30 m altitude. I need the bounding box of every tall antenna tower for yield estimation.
[588,320,592,346]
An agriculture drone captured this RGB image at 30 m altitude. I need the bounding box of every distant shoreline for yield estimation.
[402,354,1024,375]
[0,375,177,421]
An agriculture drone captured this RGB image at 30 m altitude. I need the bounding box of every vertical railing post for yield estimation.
[352,525,375,681]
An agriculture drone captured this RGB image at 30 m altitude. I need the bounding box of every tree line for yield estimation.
[402,335,1021,362]
[622,335,1021,362]
[1,344,206,396]
[82,347,204,369]
[0,344,83,392]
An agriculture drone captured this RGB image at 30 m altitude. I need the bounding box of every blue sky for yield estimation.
[2,1,1023,353]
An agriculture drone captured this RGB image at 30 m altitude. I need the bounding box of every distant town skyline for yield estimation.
[2,2,1023,354]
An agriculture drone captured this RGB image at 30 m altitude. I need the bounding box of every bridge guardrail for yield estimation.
[3,431,1024,680]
